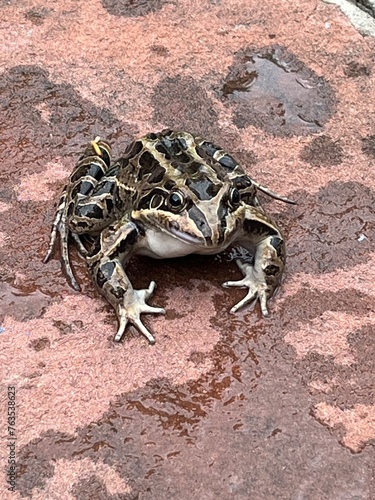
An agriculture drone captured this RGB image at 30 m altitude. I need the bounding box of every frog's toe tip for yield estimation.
[71,282,81,292]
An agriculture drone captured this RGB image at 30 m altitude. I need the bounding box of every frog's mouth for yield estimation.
[167,225,208,246]
[134,207,232,248]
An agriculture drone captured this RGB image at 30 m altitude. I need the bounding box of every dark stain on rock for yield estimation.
[71,475,122,500]
[24,7,51,25]
[231,148,258,168]
[152,75,221,140]
[343,61,371,78]
[101,0,169,17]
[0,65,136,184]
[295,324,375,410]
[29,337,51,351]
[189,351,207,365]
[362,134,375,158]
[221,45,336,137]
[282,286,374,325]
[299,135,344,167]
[0,282,52,323]
[150,44,170,56]
[282,181,375,274]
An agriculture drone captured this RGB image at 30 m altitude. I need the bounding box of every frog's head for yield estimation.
[132,180,246,249]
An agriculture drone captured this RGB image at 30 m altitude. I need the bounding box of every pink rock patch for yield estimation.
[313,402,375,453]
[15,162,69,202]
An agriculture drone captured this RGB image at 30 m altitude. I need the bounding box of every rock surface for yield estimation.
[0,0,374,498]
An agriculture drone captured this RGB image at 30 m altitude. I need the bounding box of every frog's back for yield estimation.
[116,130,255,208]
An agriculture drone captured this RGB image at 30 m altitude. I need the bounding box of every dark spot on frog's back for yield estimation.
[160,136,188,157]
[77,203,104,220]
[218,154,238,171]
[124,140,143,158]
[155,143,171,159]
[186,176,221,200]
[196,141,221,161]
[139,151,159,175]
[93,180,116,197]
[180,161,211,177]
[244,219,278,236]
[148,165,166,183]
[71,180,95,198]
[70,162,106,183]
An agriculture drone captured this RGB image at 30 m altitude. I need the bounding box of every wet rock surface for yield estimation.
[221,46,337,137]
[0,0,374,498]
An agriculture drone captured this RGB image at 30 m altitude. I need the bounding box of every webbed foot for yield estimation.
[222,260,270,316]
[114,281,166,343]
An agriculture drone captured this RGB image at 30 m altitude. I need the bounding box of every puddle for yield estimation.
[222,46,336,136]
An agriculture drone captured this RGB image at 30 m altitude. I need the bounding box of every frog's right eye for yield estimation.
[167,190,186,213]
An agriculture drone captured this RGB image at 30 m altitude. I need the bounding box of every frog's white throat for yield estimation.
[136,228,228,259]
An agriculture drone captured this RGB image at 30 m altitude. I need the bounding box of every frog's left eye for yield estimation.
[167,190,186,213]
[229,188,241,207]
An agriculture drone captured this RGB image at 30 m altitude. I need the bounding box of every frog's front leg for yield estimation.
[88,221,165,343]
[223,207,285,316]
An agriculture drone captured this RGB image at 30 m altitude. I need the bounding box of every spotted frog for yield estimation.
[45,130,294,343]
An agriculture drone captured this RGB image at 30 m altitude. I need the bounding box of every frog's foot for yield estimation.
[114,281,166,344]
[44,207,82,292]
[222,260,270,317]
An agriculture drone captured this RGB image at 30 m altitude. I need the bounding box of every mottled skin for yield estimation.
[45,130,294,343]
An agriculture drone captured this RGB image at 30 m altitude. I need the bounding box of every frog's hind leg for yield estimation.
[43,190,66,264]
[44,137,112,290]
[43,195,81,290]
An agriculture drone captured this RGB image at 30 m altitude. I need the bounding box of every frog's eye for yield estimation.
[229,188,241,208]
[167,190,186,213]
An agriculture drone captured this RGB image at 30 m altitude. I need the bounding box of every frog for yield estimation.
[44,130,295,344]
